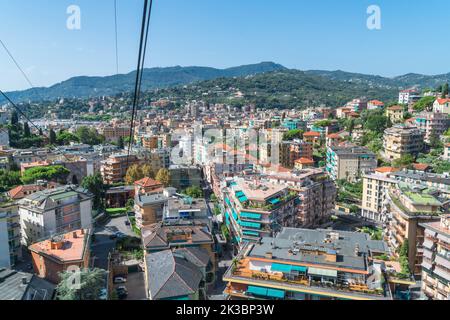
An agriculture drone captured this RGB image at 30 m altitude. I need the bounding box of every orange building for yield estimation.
[29,229,91,284]
[135,177,164,195]
[303,131,321,144]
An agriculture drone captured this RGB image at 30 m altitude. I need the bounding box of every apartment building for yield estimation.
[414,112,450,143]
[18,186,93,245]
[99,126,131,143]
[420,215,450,300]
[164,197,208,225]
[100,153,140,184]
[326,146,377,181]
[382,185,442,277]
[224,177,299,246]
[134,177,164,195]
[390,170,450,199]
[279,140,313,169]
[399,89,421,105]
[134,193,169,229]
[367,100,385,110]
[386,105,404,123]
[141,222,215,267]
[382,125,424,161]
[0,203,22,268]
[433,98,450,114]
[303,131,321,144]
[29,229,91,284]
[169,165,202,190]
[361,168,399,223]
[265,169,336,228]
[223,228,391,300]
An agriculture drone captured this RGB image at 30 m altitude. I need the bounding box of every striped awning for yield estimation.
[308,267,338,278]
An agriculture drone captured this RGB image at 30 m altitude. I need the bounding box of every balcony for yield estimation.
[227,259,388,300]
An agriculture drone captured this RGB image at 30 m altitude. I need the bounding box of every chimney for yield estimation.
[73,231,78,239]
[265,251,273,259]
[21,277,28,285]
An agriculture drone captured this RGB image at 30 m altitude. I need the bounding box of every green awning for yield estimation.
[247,286,268,296]
[225,197,231,206]
[269,198,280,205]
[272,263,307,273]
[271,263,292,273]
[240,212,262,220]
[292,265,308,272]
[267,289,285,299]
[235,191,245,197]
[243,231,260,237]
[239,196,249,203]
[308,267,338,278]
[240,221,261,229]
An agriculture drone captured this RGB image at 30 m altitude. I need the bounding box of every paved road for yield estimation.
[103,216,137,238]
[113,272,147,300]
[91,216,138,270]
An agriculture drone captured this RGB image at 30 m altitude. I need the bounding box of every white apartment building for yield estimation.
[398,89,421,105]
[361,170,398,222]
[18,186,93,245]
[433,98,450,114]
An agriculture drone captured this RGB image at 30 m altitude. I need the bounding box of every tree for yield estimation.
[49,129,57,145]
[429,132,443,149]
[141,164,155,179]
[0,170,22,192]
[282,129,304,141]
[125,165,144,185]
[81,173,107,210]
[442,83,449,98]
[56,268,107,300]
[155,168,171,187]
[117,136,125,149]
[413,96,435,112]
[10,110,19,126]
[393,154,415,168]
[185,186,203,198]
[363,113,388,134]
[57,130,80,146]
[76,126,105,146]
[23,122,31,137]
[22,165,70,184]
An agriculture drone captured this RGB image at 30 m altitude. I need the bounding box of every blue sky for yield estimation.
[1,0,450,91]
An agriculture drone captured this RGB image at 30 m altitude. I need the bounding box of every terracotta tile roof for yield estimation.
[303,131,321,137]
[375,167,400,173]
[412,163,430,171]
[327,133,341,139]
[436,98,450,104]
[295,158,315,165]
[369,100,384,106]
[8,185,44,200]
[388,105,403,111]
[135,177,163,188]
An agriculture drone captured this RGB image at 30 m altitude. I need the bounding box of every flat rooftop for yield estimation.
[29,229,90,263]
[248,228,388,272]
[234,179,287,202]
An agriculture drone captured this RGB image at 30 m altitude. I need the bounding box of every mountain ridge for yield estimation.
[2,62,449,104]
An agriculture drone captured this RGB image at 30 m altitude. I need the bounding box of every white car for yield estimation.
[114,277,127,284]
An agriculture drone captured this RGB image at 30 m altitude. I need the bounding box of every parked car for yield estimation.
[124,220,131,226]
[116,287,128,300]
[113,277,127,284]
